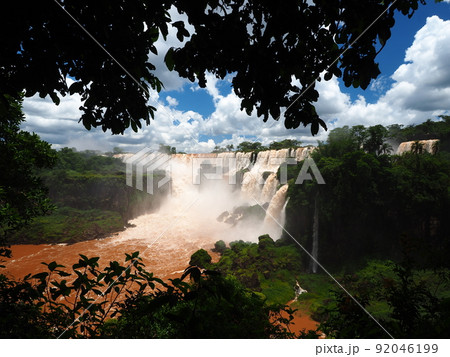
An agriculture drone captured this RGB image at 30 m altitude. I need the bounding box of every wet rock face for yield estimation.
[217,203,269,226]
[216,210,242,226]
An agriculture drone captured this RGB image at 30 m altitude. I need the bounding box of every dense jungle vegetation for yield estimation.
[192,117,450,338]
[282,118,450,270]
[8,148,167,244]
[277,118,450,338]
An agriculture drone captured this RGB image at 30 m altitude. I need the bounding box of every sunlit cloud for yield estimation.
[22,16,450,153]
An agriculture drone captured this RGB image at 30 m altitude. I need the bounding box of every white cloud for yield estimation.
[22,16,450,153]
[204,73,222,101]
[369,75,390,94]
[166,96,179,107]
[315,76,351,116]
[314,16,450,130]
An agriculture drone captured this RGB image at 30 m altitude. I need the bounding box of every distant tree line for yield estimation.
[212,139,302,153]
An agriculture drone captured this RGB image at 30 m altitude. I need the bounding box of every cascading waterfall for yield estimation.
[260,173,279,203]
[263,184,289,237]
[117,148,316,243]
[396,139,439,155]
[309,194,319,274]
[279,197,289,231]
[241,150,286,202]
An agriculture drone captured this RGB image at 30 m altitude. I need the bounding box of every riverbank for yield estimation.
[8,207,126,245]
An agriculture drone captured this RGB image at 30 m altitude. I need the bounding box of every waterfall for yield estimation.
[241,149,290,202]
[280,197,289,229]
[309,194,319,274]
[294,146,315,161]
[263,184,289,238]
[396,139,439,155]
[260,173,279,203]
[121,148,314,243]
[294,280,308,300]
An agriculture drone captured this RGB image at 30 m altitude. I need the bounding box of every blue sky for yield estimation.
[22,1,450,153]
[351,0,450,102]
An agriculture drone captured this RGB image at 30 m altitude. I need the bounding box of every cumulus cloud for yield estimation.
[22,16,450,153]
[389,16,450,109]
[315,16,450,129]
[315,76,351,116]
[166,96,179,107]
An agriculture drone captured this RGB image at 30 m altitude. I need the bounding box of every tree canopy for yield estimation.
[236,141,265,152]
[282,122,450,270]
[0,0,432,136]
[316,124,392,158]
[0,95,56,254]
[269,139,301,150]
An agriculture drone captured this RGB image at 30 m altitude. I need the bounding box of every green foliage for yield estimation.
[213,240,227,254]
[258,234,275,250]
[226,144,234,152]
[0,252,162,338]
[284,122,450,270]
[189,249,212,269]
[363,125,392,155]
[0,274,51,338]
[38,148,167,224]
[0,95,56,250]
[214,235,302,304]
[236,141,266,153]
[169,1,425,135]
[211,144,234,153]
[275,119,450,337]
[320,260,450,338]
[211,145,226,153]
[259,279,294,305]
[290,274,335,323]
[1,144,166,246]
[218,204,268,226]
[0,255,296,338]
[52,147,124,173]
[0,1,173,134]
[235,204,267,221]
[106,268,296,338]
[268,139,301,150]
[389,116,450,152]
[315,124,391,158]
[230,139,301,154]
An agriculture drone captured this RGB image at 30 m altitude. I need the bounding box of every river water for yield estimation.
[3,210,222,281]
